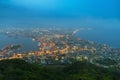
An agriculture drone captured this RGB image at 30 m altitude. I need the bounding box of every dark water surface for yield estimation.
[76,27,120,48]
[0,34,39,52]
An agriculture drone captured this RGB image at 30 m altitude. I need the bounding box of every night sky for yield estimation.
[0,0,120,27]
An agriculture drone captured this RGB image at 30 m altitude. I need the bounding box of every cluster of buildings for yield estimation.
[0,28,120,67]
[0,34,95,64]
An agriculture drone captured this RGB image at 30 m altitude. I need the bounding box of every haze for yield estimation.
[0,0,119,27]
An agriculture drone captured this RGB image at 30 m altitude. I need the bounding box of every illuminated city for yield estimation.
[0,0,120,79]
[0,28,120,68]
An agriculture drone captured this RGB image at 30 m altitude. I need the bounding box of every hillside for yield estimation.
[0,59,120,80]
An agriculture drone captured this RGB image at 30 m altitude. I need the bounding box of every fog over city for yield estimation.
[0,1,120,80]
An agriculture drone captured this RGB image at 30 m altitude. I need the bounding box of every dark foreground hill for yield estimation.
[0,59,120,80]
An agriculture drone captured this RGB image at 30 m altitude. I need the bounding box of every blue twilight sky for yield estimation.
[0,0,120,27]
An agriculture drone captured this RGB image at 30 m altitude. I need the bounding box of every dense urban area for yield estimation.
[0,27,120,69]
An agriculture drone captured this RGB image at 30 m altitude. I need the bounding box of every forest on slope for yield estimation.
[0,59,120,80]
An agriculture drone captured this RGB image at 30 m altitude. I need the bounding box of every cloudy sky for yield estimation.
[0,0,120,27]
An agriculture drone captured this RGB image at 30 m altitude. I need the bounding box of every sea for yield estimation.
[0,34,39,52]
[76,27,120,48]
